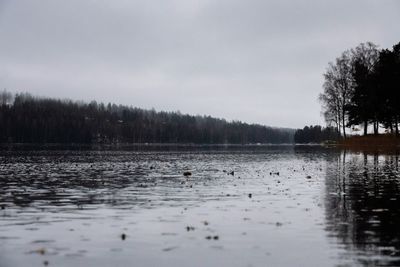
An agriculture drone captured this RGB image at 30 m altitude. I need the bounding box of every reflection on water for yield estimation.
[1,147,400,266]
[325,150,400,266]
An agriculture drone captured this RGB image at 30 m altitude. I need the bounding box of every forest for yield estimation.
[0,92,294,144]
[294,125,340,144]
[320,41,400,137]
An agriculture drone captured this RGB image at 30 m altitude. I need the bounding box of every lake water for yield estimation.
[1,146,400,267]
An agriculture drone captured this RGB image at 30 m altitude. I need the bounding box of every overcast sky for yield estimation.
[0,0,399,128]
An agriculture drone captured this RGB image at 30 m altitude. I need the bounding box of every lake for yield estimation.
[1,146,400,267]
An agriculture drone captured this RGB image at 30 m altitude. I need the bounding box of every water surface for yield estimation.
[1,146,400,266]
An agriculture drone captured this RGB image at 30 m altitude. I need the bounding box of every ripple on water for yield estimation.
[1,148,400,267]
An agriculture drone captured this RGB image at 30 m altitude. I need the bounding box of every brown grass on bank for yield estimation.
[338,134,400,153]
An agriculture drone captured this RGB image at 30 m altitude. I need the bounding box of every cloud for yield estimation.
[0,0,399,128]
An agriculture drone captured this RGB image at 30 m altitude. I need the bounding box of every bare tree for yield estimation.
[319,88,341,133]
[351,42,379,72]
[349,42,380,134]
[320,51,353,138]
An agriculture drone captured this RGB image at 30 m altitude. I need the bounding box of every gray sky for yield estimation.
[0,0,399,128]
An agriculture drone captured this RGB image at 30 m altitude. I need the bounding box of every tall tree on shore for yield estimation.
[375,49,397,134]
[319,80,341,133]
[347,60,372,135]
[373,42,400,136]
[321,41,400,137]
[347,42,380,135]
[394,43,400,135]
[320,51,353,138]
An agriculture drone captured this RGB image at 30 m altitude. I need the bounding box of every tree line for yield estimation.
[0,92,294,144]
[320,41,400,137]
[294,125,340,144]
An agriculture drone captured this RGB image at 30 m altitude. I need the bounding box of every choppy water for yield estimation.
[0,146,400,267]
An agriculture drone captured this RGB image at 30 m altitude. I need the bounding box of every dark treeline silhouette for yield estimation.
[294,125,340,144]
[0,92,294,144]
[320,41,400,137]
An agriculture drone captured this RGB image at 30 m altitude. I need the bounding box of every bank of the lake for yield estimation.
[338,134,400,152]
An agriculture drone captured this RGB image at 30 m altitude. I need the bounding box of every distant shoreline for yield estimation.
[0,92,295,145]
[0,142,298,146]
[0,142,305,152]
[6,139,398,149]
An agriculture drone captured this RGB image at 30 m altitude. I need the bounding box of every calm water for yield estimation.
[1,146,400,267]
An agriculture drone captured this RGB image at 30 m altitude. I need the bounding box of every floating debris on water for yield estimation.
[162,246,179,252]
[30,248,46,255]
[186,226,195,231]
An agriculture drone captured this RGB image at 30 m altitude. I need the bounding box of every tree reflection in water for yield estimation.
[325,150,400,266]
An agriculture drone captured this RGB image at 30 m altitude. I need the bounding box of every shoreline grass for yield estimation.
[337,134,400,153]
